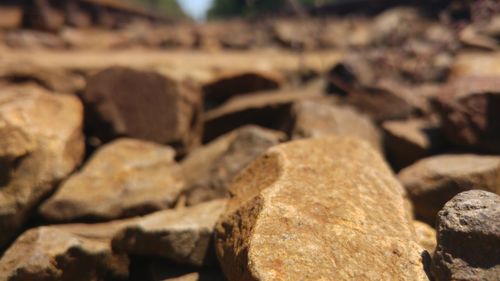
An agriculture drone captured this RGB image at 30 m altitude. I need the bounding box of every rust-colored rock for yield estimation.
[0,84,84,247]
[83,66,202,156]
[40,138,184,222]
[215,136,429,281]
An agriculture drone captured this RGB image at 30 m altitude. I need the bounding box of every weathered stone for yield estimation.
[83,66,202,156]
[0,220,131,281]
[432,190,500,281]
[450,52,500,78]
[4,30,67,49]
[288,100,382,152]
[413,221,437,254]
[181,126,284,206]
[0,84,84,247]
[383,118,446,170]
[433,76,500,153]
[112,199,227,267]
[215,136,429,281]
[40,138,184,222]
[203,71,283,109]
[398,154,500,224]
[140,259,227,281]
[203,84,323,142]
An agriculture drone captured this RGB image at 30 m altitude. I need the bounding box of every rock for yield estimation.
[202,71,283,109]
[432,190,500,281]
[0,221,131,281]
[154,271,226,281]
[398,154,500,224]
[413,221,437,254]
[450,52,500,78]
[112,199,227,267]
[203,84,323,142]
[0,84,84,247]
[82,66,202,156]
[0,6,22,29]
[272,20,317,50]
[215,136,429,281]
[40,138,184,222]
[4,30,67,49]
[433,76,500,153]
[287,100,382,152]
[21,0,65,31]
[181,126,284,206]
[137,259,226,281]
[383,118,446,171]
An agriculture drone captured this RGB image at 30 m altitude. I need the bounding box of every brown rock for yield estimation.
[203,71,283,109]
[450,52,500,78]
[140,259,226,281]
[83,66,202,156]
[4,30,67,49]
[383,118,446,170]
[203,84,323,142]
[413,221,437,254]
[40,138,184,222]
[272,20,317,50]
[398,154,500,224]
[215,136,429,281]
[288,100,382,152]
[432,190,500,281]
[0,84,84,247]
[0,6,22,29]
[434,76,500,153]
[181,126,284,206]
[0,220,131,281]
[112,199,227,267]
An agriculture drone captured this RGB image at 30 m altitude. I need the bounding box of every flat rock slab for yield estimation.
[0,84,84,247]
[432,190,500,281]
[112,199,227,267]
[40,138,184,222]
[181,126,284,205]
[398,154,500,224]
[215,136,429,281]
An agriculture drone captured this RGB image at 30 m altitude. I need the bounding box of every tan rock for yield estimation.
[288,100,382,152]
[40,138,184,222]
[83,66,202,156]
[413,221,437,254]
[215,136,429,281]
[112,199,227,267]
[143,259,226,281]
[398,154,500,224]
[181,126,284,205]
[0,84,84,247]
[0,220,131,281]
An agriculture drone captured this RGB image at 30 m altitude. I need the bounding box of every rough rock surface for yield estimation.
[215,136,429,281]
[434,76,500,153]
[181,126,284,205]
[398,154,500,224]
[0,84,84,247]
[383,118,446,170]
[413,221,437,254]
[112,199,227,267]
[0,221,131,281]
[288,100,382,152]
[40,138,184,222]
[82,66,202,155]
[432,190,500,281]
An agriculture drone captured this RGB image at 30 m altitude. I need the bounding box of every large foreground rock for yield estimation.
[398,154,500,224]
[215,136,429,281]
[0,84,84,247]
[83,67,202,155]
[40,138,184,222]
[112,199,227,267]
[0,221,131,281]
[432,190,500,281]
[181,126,284,205]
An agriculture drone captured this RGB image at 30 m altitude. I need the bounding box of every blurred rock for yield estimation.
[0,219,130,281]
[434,76,500,153]
[288,100,382,152]
[398,154,500,224]
[4,30,67,49]
[181,126,284,206]
[83,67,202,156]
[0,6,22,29]
[432,190,500,281]
[112,199,226,267]
[40,138,184,222]
[413,221,437,254]
[141,259,226,281]
[215,136,428,281]
[450,52,500,79]
[383,118,446,170]
[272,20,317,50]
[0,84,84,247]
